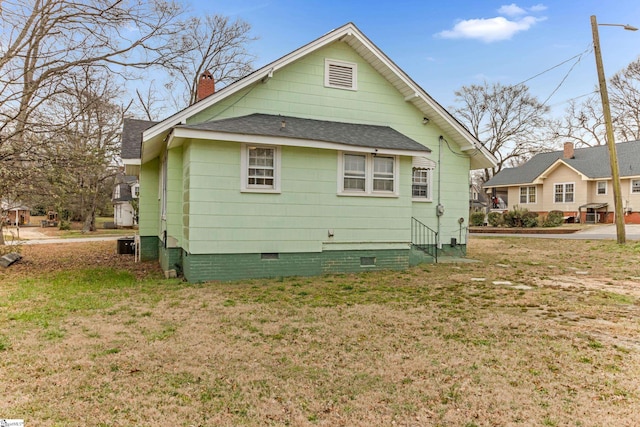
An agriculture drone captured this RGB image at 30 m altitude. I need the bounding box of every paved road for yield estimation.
[472,224,640,240]
[20,236,124,245]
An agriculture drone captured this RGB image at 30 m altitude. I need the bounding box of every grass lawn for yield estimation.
[1,238,640,426]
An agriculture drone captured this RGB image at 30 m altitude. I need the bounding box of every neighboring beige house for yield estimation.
[484,141,640,224]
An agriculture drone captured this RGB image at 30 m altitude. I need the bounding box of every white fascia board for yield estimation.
[122,158,141,165]
[171,127,429,158]
[537,159,588,182]
[350,31,494,163]
[142,24,359,144]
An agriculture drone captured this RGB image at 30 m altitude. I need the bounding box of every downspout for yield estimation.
[437,136,443,249]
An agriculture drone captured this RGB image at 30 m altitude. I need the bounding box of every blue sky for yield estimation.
[191,0,640,117]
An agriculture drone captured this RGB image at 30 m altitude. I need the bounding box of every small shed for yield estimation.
[579,203,609,224]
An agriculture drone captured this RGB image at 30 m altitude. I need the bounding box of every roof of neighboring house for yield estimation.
[0,200,29,211]
[177,113,431,153]
[484,140,640,187]
[142,22,497,170]
[121,118,157,160]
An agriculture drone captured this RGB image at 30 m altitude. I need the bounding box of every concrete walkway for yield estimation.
[3,225,129,245]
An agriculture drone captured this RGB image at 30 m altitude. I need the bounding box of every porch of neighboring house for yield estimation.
[5,207,30,225]
[579,203,609,224]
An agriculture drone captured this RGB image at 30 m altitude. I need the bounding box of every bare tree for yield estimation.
[548,95,606,148]
[42,67,125,232]
[164,14,256,108]
[609,58,640,142]
[0,0,186,187]
[453,82,551,182]
[549,58,640,149]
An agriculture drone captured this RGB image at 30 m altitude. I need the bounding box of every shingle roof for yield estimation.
[121,118,157,159]
[484,140,640,187]
[177,113,431,153]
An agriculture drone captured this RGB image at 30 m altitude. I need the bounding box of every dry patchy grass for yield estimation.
[1,238,640,426]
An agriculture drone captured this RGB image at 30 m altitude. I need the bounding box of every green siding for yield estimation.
[165,146,183,248]
[183,142,413,255]
[142,36,475,274]
[139,158,159,237]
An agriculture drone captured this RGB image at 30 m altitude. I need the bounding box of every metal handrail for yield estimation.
[411,217,438,262]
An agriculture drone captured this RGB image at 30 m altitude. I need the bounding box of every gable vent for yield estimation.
[325,59,357,91]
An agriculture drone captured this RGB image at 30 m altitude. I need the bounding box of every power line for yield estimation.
[513,45,593,88]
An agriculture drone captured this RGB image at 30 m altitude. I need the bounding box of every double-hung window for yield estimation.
[519,186,536,204]
[597,181,607,195]
[554,183,574,203]
[373,156,394,191]
[412,168,432,199]
[340,152,398,196]
[632,179,640,194]
[343,154,366,191]
[241,144,281,193]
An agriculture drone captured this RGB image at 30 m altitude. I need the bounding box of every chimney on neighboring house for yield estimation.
[563,141,575,159]
[196,70,215,102]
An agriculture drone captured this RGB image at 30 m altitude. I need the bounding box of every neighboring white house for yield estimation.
[112,175,139,227]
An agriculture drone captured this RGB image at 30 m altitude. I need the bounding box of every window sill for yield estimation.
[338,192,399,198]
[412,198,433,203]
[241,188,281,194]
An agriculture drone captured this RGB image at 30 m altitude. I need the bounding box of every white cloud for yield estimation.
[436,4,547,43]
[498,4,526,17]
[437,16,543,43]
[529,4,548,12]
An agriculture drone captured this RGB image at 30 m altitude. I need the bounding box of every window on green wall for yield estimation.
[412,168,432,200]
[339,152,398,196]
[241,144,281,193]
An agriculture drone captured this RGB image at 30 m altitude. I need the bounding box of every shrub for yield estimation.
[543,210,565,227]
[59,220,72,231]
[487,211,503,227]
[503,206,538,228]
[522,211,539,228]
[470,212,486,226]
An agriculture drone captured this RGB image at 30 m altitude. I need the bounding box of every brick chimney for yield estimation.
[563,141,575,159]
[197,70,215,102]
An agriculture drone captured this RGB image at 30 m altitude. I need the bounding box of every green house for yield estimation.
[137,22,496,282]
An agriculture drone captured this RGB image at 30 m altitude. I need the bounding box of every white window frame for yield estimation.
[631,179,640,194]
[596,181,607,196]
[519,186,536,204]
[412,168,433,202]
[554,182,575,203]
[241,143,281,193]
[338,152,399,197]
[324,59,357,91]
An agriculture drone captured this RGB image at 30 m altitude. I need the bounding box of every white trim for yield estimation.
[123,158,141,165]
[140,23,497,169]
[324,58,357,91]
[596,180,607,196]
[554,182,575,203]
[240,143,281,193]
[411,166,433,202]
[171,127,429,157]
[631,178,640,194]
[534,159,589,184]
[519,185,536,204]
[337,152,399,197]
